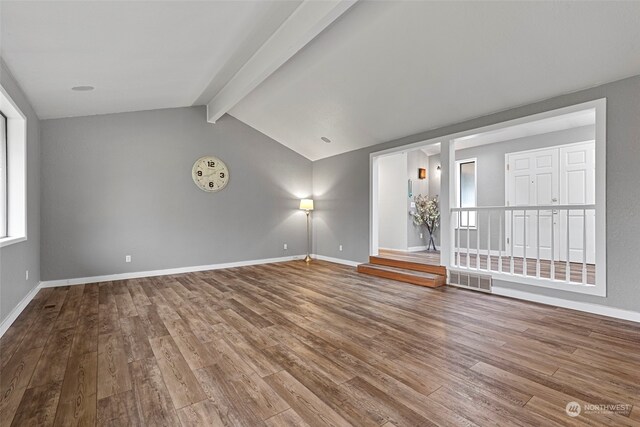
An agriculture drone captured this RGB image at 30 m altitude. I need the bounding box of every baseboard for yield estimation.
[407,245,440,252]
[39,255,306,288]
[0,282,41,338]
[492,286,640,323]
[312,254,360,267]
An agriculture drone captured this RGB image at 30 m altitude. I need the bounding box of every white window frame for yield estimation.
[455,158,477,229]
[0,84,28,248]
[0,112,7,238]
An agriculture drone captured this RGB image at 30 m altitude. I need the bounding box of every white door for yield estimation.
[506,148,559,260]
[559,142,596,264]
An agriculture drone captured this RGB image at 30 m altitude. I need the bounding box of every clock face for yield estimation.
[192,156,229,192]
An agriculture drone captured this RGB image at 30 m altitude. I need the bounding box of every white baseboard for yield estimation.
[492,286,640,323]
[39,255,306,288]
[0,282,41,338]
[407,245,440,252]
[312,254,360,267]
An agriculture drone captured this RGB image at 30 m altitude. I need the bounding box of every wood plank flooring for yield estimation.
[378,249,441,266]
[1,260,638,426]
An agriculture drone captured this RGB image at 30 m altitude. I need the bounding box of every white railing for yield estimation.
[450,205,596,286]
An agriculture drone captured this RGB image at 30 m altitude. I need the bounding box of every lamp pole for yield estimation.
[304,209,312,263]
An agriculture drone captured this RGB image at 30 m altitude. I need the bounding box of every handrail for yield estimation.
[451,204,595,212]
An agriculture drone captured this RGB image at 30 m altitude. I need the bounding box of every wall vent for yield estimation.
[448,269,492,293]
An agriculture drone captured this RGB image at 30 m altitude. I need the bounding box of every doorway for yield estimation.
[505,141,595,264]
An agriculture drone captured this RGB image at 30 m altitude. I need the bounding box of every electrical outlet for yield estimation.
[25,270,29,280]
[283,243,288,250]
[125,255,131,263]
[420,233,423,239]
[339,244,343,252]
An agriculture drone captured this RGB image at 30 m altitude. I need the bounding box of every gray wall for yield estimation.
[429,125,595,249]
[407,149,429,248]
[41,107,312,281]
[378,152,407,250]
[0,60,41,323]
[312,74,640,312]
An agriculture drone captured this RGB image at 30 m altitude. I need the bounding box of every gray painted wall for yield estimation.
[429,125,595,249]
[378,152,407,250]
[41,107,312,281]
[407,149,429,248]
[312,74,640,312]
[0,61,41,323]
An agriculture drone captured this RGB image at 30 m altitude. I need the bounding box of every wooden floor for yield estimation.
[377,249,441,266]
[1,260,639,426]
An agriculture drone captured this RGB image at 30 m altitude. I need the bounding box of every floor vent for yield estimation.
[448,269,492,293]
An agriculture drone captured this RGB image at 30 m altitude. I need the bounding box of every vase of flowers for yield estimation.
[410,195,440,251]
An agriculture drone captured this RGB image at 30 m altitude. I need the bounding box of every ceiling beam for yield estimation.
[206,0,357,123]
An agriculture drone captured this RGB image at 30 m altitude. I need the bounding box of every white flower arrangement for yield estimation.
[410,194,440,250]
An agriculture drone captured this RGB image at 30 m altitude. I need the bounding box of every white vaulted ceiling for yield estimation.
[2,1,640,160]
[229,1,640,160]
[0,0,301,118]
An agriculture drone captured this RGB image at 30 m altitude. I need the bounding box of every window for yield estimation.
[0,112,7,238]
[456,159,476,227]
[0,84,27,247]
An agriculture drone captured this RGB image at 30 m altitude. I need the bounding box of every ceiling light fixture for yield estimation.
[71,86,95,91]
[320,137,331,143]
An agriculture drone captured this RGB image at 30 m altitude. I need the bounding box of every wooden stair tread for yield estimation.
[369,256,446,276]
[359,263,440,278]
[357,263,445,288]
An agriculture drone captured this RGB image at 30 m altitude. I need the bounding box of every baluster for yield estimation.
[487,211,491,272]
[551,207,555,280]
[566,209,570,282]
[523,209,527,277]
[466,210,470,269]
[498,212,503,273]
[510,209,514,275]
[536,208,540,278]
[476,210,480,270]
[456,211,460,267]
[583,208,587,284]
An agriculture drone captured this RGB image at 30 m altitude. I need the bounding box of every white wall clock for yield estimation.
[192,156,229,192]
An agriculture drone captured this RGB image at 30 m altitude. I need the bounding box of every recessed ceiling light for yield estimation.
[321,137,331,143]
[71,86,95,91]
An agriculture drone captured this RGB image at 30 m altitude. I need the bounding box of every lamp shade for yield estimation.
[299,199,314,211]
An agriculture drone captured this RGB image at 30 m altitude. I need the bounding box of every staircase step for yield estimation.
[369,256,447,276]
[357,263,446,288]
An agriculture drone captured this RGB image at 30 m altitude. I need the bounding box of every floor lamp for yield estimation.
[299,199,314,263]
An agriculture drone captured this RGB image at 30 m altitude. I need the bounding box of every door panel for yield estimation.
[559,142,595,264]
[506,148,558,260]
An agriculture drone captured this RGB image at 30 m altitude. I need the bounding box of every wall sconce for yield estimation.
[418,168,426,180]
[436,164,441,173]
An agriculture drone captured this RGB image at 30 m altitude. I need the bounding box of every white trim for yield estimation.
[312,254,359,267]
[0,83,28,245]
[492,286,640,323]
[39,255,306,288]
[454,157,477,229]
[487,270,603,296]
[0,282,40,338]
[0,235,26,248]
